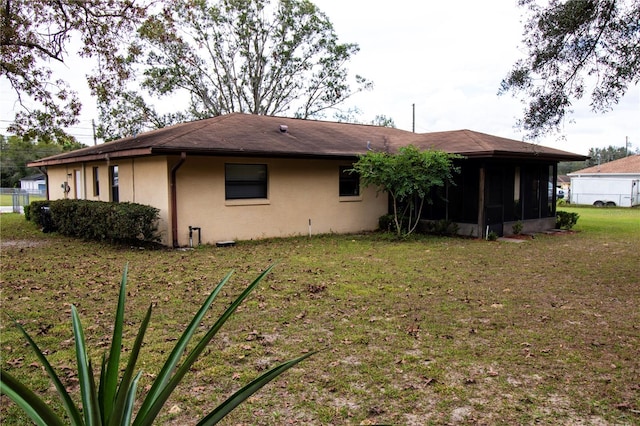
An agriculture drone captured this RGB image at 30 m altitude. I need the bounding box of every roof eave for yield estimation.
[459,150,588,162]
[28,148,154,167]
[568,172,640,177]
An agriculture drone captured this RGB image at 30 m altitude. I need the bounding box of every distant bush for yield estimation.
[378,214,397,233]
[421,219,459,236]
[512,221,523,235]
[23,203,30,221]
[556,210,579,230]
[27,199,160,244]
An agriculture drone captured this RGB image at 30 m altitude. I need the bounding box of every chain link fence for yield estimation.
[0,188,46,213]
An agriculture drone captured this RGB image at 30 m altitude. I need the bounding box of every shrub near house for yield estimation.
[27,199,160,244]
[556,210,579,229]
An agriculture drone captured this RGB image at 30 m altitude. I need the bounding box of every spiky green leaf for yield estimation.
[0,369,66,426]
[8,317,83,425]
[134,265,276,426]
[121,371,143,426]
[71,305,100,426]
[102,264,128,423]
[133,270,234,424]
[109,304,152,426]
[197,351,318,426]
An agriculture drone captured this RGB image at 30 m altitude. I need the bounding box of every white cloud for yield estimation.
[312,0,639,155]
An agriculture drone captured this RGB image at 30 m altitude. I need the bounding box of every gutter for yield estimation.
[170,152,187,248]
[36,166,49,200]
[28,148,154,167]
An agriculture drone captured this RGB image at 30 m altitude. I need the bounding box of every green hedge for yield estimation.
[25,200,49,224]
[27,199,160,244]
[556,210,579,230]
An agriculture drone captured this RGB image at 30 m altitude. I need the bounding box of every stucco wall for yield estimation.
[47,166,75,200]
[174,156,388,246]
[127,157,171,243]
[44,155,387,246]
[44,157,172,245]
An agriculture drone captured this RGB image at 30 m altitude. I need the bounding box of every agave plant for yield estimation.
[1,264,314,425]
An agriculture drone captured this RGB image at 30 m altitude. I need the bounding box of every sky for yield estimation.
[1,0,638,156]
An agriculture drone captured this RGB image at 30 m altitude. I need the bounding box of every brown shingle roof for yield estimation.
[403,129,584,160]
[569,155,640,174]
[29,113,586,166]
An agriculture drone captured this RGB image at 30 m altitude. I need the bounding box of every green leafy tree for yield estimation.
[585,145,632,166]
[333,107,364,124]
[557,160,588,175]
[98,0,372,139]
[370,114,396,128]
[0,135,83,187]
[499,0,640,138]
[333,108,396,127]
[0,0,147,142]
[96,91,190,141]
[558,144,638,174]
[352,145,461,236]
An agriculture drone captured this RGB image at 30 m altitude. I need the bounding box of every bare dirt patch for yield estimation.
[0,239,48,249]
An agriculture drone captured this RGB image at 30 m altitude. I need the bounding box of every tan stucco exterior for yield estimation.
[173,156,387,245]
[43,155,388,246]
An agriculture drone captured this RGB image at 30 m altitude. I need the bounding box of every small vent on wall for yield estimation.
[279,125,288,133]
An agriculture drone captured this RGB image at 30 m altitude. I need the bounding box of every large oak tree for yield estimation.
[500,0,640,139]
[98,0,372,139]
[1,0,147,143]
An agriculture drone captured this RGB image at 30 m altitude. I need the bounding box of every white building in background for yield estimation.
[568,155,640,207]
[19,173,46,194]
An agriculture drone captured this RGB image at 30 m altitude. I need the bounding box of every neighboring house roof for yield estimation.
[568,155,640,175]
[557,175,570,185]
[29,113,586,167]
[19,173,45,181]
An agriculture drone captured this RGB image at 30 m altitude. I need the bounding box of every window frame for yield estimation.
[92,166,100,197]
[225,163,268,200]
[339,165,360,197]
[109,165,119,203]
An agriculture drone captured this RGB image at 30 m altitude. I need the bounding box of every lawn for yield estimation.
[1,207,639,425]
[0,193,45,207]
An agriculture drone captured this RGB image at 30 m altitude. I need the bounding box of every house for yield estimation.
[28,113,586,246]
[568,155,640,207]
[19,173,46,194]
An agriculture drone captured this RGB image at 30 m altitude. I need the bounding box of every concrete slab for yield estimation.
[497,237,528,243]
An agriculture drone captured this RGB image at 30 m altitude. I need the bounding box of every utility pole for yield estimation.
[412,103,415,133]
[626,136,630,156]
[92,119,97,146]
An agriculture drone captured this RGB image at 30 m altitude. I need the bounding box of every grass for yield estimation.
[0,193,45,207]
[1,207,639,425]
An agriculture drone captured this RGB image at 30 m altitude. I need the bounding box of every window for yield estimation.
[110,165,119,202]
[225,164,267,199]
[339,166,359,196]
[92,167,100,196]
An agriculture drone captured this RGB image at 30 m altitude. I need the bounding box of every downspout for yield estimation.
[477,166,486,238]
[170,152,187,248]
[37,167,49,199]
